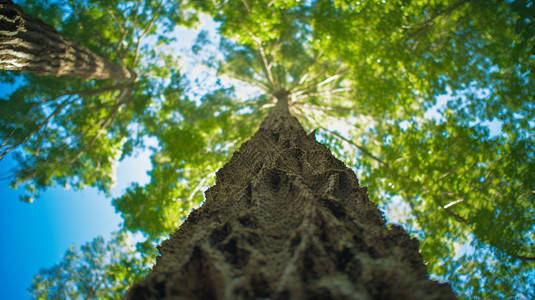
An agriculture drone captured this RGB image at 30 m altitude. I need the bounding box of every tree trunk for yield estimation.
[126,92,457,299]
[0,0,135,81]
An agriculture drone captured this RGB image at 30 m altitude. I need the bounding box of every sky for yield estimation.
[0,148,151,299]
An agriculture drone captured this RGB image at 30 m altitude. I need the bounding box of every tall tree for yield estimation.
[111,0,534,298]
[0,0,135,80]
[127,93,457,299]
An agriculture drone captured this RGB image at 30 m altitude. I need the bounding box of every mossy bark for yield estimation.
[0,0,135,81]
[127,94,457,299]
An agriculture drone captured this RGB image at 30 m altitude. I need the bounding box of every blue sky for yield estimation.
[0,149,151,299]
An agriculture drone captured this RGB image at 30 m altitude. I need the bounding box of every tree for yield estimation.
[30,231,154,299]
[0,0,190,202]
[127,94,457,299]
[0,0,135,80]
[115,1,534,297]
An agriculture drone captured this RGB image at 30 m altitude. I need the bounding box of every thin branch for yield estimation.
[0,95,76,161]
[294,68,349,97]
[240,0,251,13]
[84,288,95,300]
[224,71,271,92]
[33,82,131,109]
[65,87,132,165]
[0,82,131,161]
[289,50,324,91]
[107,8,125,35]
[249,33,276,90]
[292,66,328,95]
[237,0,284,91]
[323,129,387,167]
[131,1,164,68]
[291,101,353,115]
[515,255,535,261]
[424,0,469,27]
[405,0,470,50]
[295,87,352,100]
[438,206,472,233]
[443,198,464,209]
[186,172,215,202]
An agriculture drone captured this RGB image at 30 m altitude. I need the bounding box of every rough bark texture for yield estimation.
[127,94,457,299]
[0,0,135,81]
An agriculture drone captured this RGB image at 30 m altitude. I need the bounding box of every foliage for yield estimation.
[29,231,154,299]
[0,0,197,202]
[113,87,268,240]
[3,0,534,298]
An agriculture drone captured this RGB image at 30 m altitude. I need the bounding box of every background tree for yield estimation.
[30,231,153,299]
[0,0,198,202]
[0,0,136,80]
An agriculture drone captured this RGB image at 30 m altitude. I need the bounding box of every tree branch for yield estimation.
[131,1,164,68]
[0,95,76,161]
[0,82,131,162]
[323,129,387,167]
[405,0,470,50]
[515,255,535,261]
[240,0,252,13]
[249,34,276,91]
[65,87,132,165]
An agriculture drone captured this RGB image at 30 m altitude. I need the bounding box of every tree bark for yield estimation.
[126,92,457,299]
[0,0,135,81]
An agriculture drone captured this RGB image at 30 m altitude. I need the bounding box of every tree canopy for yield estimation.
[0,0,533,299]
